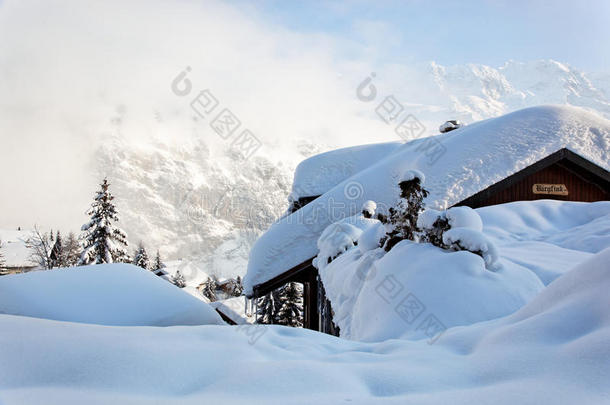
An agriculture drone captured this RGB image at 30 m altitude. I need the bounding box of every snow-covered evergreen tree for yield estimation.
[382,171,429,251]
[201,276,218,301]
[172,270,186,288]
[151,250,166,276]
[276,282,303,327]
[64,232,81,267]
[256,289,282,324]
[78,178,129,265]
[49,231,65,269]
[132,242,150,270]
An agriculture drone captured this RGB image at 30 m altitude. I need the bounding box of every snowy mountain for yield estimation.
[95,60,610,280]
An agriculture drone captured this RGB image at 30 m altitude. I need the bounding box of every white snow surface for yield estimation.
[245,105,610,293]
[0,264,224,326]
[1,248,609,404]
[319,200,610,342]
[290,142,403,200]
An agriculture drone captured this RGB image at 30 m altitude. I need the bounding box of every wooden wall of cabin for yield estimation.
[467,161,609,209]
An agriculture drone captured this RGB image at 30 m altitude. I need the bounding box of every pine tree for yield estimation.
[49,231,65,269]
[0,239,8,276]
[172,270,186,288]
[276,282,304,327]
[64,232,81,267]
[78,178,129,265]
[256,289,282,324]
[132,242,150,270]
[151,250,165,276]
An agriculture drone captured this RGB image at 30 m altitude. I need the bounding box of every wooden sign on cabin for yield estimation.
[532,184,569,196]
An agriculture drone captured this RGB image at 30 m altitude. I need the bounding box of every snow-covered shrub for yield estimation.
[419,206,497,270]
[442,228,500,270]
[314,222,363,269]
[358,222,386,254]
[382,170,429,251]
[362,200,377,218]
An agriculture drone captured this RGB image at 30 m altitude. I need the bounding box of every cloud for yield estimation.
[0,0,392,231]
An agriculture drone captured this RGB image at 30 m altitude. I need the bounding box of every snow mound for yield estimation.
[3,249,608,403]
[324,240,542,342]
[479,200,610,284]
[0,264,224,326]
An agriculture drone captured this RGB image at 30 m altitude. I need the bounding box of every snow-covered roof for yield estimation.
[290,142,403,201]
[244,105,610,295]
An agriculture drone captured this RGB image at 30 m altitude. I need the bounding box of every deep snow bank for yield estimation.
[1,249,609,404]
[0,264,224,326]
[319,200,610,341]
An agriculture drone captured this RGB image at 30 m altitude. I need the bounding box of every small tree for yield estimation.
[201,276,218,301]
[382,172,429,251]
[64,232,81,267]
[26,226,53,269]
[276,282,303,327]
[78,178,129,265]
[256,289,282,324]
[172,270,186,288]
[132,242,150,270]
[151,250,165,275]
[49,231,65,269]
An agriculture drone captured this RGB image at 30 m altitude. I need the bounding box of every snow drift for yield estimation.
[0,264,224,326]
[1,248,609,404]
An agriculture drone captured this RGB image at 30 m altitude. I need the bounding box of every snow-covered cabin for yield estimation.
[244,105,610,331]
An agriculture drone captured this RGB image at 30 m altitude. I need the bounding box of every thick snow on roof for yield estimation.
[290,142,403,200]
[244,105,610,294]
[0,264,224,326]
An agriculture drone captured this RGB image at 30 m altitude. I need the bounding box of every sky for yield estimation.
[0,0,608,233]
[235,0,610,72]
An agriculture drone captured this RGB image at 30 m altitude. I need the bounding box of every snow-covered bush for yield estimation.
[418,206,497,270]
[362,200,377,218]
[358,222,386,254]
[442,228,499,270]
[313,222,363,269]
